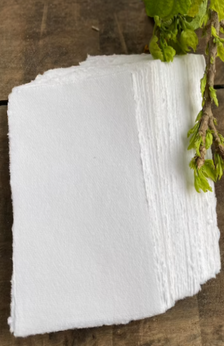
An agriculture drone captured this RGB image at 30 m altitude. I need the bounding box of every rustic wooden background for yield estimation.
[1,0,224,345]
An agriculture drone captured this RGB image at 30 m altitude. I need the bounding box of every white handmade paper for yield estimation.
[8,54,221,337]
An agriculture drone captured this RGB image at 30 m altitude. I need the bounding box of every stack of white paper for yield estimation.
[7,54,221,337]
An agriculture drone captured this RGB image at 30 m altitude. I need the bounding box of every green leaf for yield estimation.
[186,0,208,30]
[163,45,176,62]
[180,29,198,52]
[210,0,224,20]
[219,133,224,143]
[187,122,200,138]
[149,36,164,61]
[194,170,213,192]
[188,126,201,151]
[201,11,209,27]
[220,27,224,34]
[194,175,202,192]
[170,32,178,42]
[189,158,197,173]
[196,110,203,122]
[204,159,215,169]
[194,135,202,156]
[143,0,192,18]
[187,0,204,17]
[190,158,213,192]
[214,153,224,180]
[205,131,213,149]
[200,73,207,96]
[209,86,219,106]
[154,16,161,27]
[210,56,214,64]
[188,137,197,150]
[168,39,185,54]
[162,18,173,26]
[198,169,213,192]
[202,159,217,181]
[211,25,218,38]
[217,44,224,62]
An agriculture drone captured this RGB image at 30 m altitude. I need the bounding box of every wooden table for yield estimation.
[0,1,224,345]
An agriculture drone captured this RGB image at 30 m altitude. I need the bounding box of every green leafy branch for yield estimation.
[143,0,224,192]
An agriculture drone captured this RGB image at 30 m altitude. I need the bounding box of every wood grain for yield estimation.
[1,0,224,100]
[0,0,153,100]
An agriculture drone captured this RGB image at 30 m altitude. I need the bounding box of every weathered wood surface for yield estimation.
[1,0,224,345]
[1,0,224,100]
[0,0,153,100]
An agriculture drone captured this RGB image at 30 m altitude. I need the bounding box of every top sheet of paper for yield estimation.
[8,54,221,337]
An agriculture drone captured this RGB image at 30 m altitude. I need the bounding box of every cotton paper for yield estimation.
[7,54,221,337]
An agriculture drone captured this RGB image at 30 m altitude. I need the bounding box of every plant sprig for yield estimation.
[143,0,224,192]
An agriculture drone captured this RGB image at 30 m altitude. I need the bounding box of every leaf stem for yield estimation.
[196,11,224,169]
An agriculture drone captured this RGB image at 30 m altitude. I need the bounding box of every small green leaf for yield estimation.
[196,110,203,122]
[190,158,213,193]
[167,39,185,54]
[180,29,198,52]
[189,158,197,173]
[201,11,209,27]
[220,27,224,34]
[210,0,224,20]
[217,44,224,62]
[163,45,176,62]
[143,0,192,18]
[198,169,213,192]
[214,153,224,180]
[219,133,224,143]
[194,135,203,156]
[154,16,161,27]
[171,32,178,42]
[205,131,213,149]
[211,25,218,38]
[187,0,204,17]
[194,169,213,193]
[188,137,197,150]
[209,86,219,106]
[200,73,207,96]
[202,159,217,181]
[185,0,208,30]
[149,36,164,61]
[188,132,200,151]
[187,122,200,138]
[194,174,202,192]
[210,56,214,64]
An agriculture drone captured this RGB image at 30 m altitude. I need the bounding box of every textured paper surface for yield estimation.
[8,68,163,336]
[8,54,221,337]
